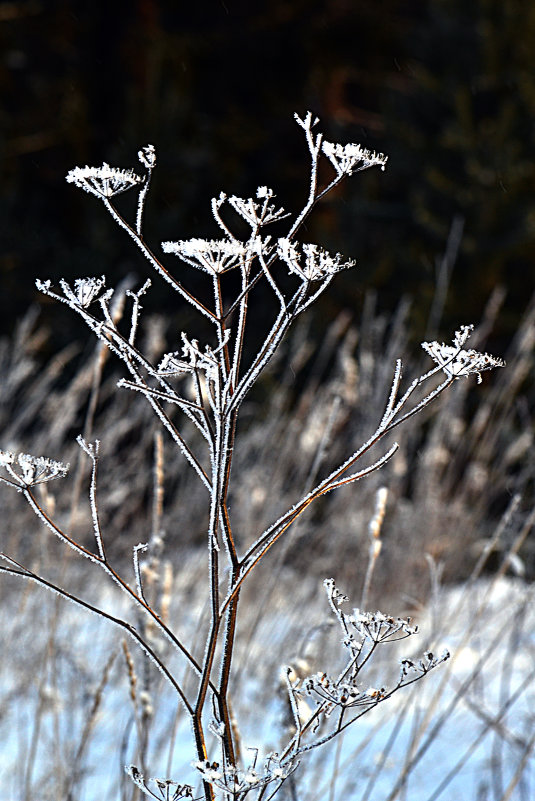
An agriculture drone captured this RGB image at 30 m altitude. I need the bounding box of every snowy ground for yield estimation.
[1,564,534,801]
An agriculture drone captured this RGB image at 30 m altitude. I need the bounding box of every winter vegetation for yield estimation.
[1,112,534,801]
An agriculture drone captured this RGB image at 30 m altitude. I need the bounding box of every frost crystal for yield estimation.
[162,238,252,274]
[0,451,69,488]
[277,238,355,281]
[422,325,505,384]
[66,163,144,198]
[322,140,388,175]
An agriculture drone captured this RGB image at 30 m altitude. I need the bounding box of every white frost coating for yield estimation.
[422,325,505,384]
[126,279,151,344]
[228,187,289,228]
[277,238,355,281]
[0,452,69,489]
[76,437,105,560]
[322,140,388,175]
[66,163,144,198]
[101,197,217,322]
[133,542,149,600]
[24,489,104,567]
[162,238,251,275]
[59,276,109,308]
[137,144,156,170]
[379,359,403,430]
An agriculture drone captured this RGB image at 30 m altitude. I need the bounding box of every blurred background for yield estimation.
[1,0,534,348]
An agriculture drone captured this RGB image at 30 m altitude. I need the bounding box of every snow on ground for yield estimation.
[1,567,534,801]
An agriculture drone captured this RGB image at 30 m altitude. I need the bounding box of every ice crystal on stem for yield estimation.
[422,324,505,384]
[66,163,144,198]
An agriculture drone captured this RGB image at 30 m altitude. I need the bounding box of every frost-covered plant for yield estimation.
[0,112,504,800]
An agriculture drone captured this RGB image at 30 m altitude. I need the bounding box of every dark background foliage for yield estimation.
[1,0,534,350]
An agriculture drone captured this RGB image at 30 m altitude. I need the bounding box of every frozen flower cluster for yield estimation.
[158,331,230,385]
[66,163,144,199]
[227,186,289,227]
[194,753,297,800]
[324,579,418,645]
[138,144,157,170]
[422,324,505,384]
[346,609,419,644]
[277,238,355,281]
[60,276,108,308]
[400,650,451,679]
[322,140,388,175]
[161,238,254,275]
[303,671,386,714]
[0,451,69,489]
[125,765,193,800]
[36,276,112,310]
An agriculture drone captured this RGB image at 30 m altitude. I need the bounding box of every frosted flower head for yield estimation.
[158,331,229,385]
[66,163,144,199]
[0,450,15,466]
[195,754,297,796]
[61,276,108,308]
[162,238,251,274]
[138,144,156,169]
[0,451,69,489]
[125,766,193,799]
[36,276,112,310]
[344,608,418,643]
[228,189,289,227]
[277,238,355,281]
[303,671,386,710]
[157,352,190,377]
[422,325,505,384]
[322,140,388,176]
[400,649,450,679]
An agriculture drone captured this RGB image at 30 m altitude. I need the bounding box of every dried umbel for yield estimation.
[422,324,505,384]
[321,140,388,175]
[0,450,69,489]
[66,163,144,199]
[161,238,254,275]
[284,580,450,748]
